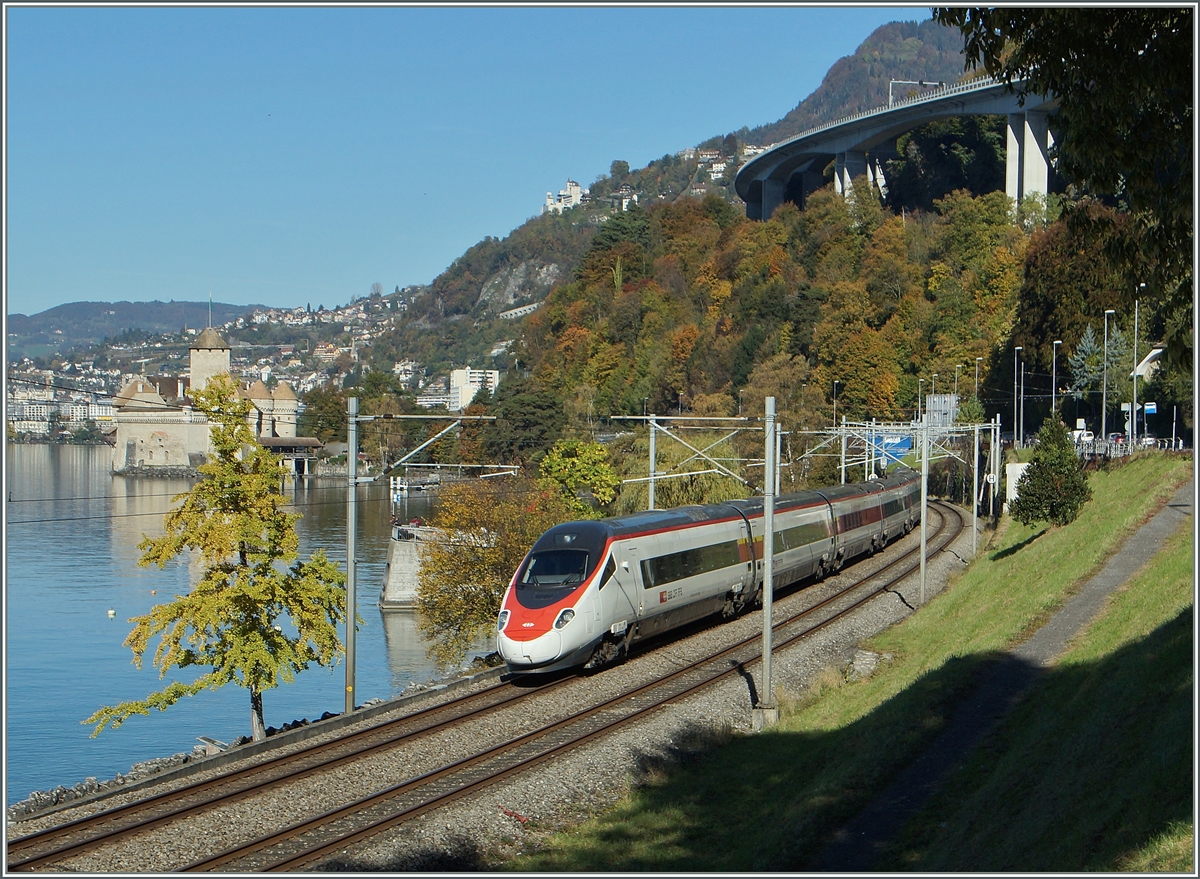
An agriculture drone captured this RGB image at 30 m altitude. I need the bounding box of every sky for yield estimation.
[5,4,932,317]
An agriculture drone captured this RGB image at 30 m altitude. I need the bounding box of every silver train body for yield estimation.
[496,469,921,673]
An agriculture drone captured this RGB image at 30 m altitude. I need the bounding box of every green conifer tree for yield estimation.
[84,374,349,741]
[1009,416,1093,527]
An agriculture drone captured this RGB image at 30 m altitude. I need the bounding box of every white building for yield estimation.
[449,368,500,410]
[543,179,588,214]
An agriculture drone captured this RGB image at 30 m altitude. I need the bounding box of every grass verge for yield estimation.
[502,453,1192,872]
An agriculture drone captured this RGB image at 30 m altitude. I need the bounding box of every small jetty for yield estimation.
[378,523,444,610]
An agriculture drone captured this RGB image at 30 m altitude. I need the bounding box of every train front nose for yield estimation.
[498,629,564,668]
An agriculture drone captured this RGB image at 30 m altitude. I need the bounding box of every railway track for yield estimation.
[9,502,965,872]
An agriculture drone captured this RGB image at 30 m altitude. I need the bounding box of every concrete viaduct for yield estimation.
[735,77,1059,220]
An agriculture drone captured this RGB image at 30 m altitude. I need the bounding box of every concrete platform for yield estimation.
[378,525,444,610]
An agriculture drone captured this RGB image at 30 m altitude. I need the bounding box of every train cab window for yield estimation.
[518,549,589,588]
[514,549,591,609]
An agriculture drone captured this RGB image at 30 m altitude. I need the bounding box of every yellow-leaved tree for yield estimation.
[84,374,349,742]
[415,477,575,668]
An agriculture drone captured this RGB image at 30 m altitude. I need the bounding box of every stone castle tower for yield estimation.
[190,327,232,391]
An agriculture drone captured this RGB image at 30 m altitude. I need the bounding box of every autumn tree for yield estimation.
[415,477,575,668]
[298,384,347,444]
[538,439,621,518]
[84,375,348,741]
[1009,416,1092,526]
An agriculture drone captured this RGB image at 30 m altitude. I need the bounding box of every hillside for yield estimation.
[5,19,968,375]
[365,18,974,379]
[743,19,968,147]
[6,300,264,362]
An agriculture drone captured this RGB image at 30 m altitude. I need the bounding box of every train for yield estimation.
[496,468,922,674]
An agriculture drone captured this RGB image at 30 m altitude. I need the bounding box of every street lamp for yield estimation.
[954,364,963,398]
[1020,360,1025,446]
[1052,340,1062,413]
[917,378,924,422]
[832,380,841,427]
[1013,346,1022,446]
[1103,310,1115,440]
[1133,285,1145,444]
[975,356,983,398]
[932,373,938,396]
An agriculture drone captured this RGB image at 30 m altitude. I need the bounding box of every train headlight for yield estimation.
[497,610,510,631]
[553,608,576,630]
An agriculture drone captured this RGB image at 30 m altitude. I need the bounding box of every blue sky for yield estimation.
[5,5,932,317]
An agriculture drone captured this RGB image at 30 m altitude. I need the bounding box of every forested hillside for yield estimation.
[369,19,976,378]
[347,13,1190,479]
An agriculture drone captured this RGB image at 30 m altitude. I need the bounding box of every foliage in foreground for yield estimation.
[1009,416,1092,526]
[84,375,348,741]
[502,454,1192,871]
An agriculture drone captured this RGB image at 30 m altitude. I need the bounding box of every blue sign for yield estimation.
[1145,401,1157,414]
[869,434,913,464]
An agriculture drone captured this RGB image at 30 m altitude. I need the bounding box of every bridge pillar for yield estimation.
[835,150,868,197]
[1007,111,1052,205]
[1021,110,1051,200]
[761,178,785,220]
[868,157,888,200]
[1006,114,1023,203]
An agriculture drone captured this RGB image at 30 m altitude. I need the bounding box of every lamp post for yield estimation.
[917,378,924,422]
[832,380,841,428]
[1013,346,1022,446]
[932,373,938,396]
[1020,360,1025,446]
[1133,286,1144,444]
[1102,309,1115,440]
[975,356,983,398]
[1052,340,1062,414]
[954,364,962,398]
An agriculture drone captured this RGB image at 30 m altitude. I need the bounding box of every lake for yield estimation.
[4,443,480,806]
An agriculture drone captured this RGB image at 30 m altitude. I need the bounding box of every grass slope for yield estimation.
[504,453,1193,872]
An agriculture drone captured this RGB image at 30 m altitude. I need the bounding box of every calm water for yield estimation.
[4,444,479,806]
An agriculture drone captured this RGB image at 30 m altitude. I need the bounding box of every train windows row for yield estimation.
[774,520,831,553]
[641,539,742,589]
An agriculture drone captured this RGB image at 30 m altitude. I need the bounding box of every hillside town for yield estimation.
[6,290,503,451]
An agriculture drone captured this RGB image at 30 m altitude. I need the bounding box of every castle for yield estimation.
[111,327,318,474]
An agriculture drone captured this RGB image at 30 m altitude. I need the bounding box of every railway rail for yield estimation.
[8,502,965,873]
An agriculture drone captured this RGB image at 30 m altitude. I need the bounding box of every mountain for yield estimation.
[367,18,972,374]
[742,19,967,146]
[5,300,265,361]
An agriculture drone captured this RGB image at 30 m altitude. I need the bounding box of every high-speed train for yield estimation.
[496,468,921,673]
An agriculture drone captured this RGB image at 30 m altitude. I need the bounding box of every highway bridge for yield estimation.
[735,77,1058,220]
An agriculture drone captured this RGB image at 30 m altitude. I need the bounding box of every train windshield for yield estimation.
[518,549,589,588]
[514,549,593,609]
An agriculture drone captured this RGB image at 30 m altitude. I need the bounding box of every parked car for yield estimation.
[1071,429,1095,443]
[1107,433,1125,443]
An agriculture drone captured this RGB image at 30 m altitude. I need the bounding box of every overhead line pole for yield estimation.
[345,395,358,715]
[754,397,779,730]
